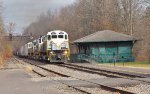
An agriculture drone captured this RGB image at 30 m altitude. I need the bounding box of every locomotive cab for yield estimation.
[27,42,33,57]
[32,40,38,59]
[37,36,44,60]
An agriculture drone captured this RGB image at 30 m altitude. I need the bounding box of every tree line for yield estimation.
[0,2,12,67]
[23,0,150,61]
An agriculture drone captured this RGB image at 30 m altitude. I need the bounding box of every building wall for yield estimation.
[77,41,134,63]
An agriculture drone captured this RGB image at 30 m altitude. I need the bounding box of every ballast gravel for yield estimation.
[77,87,112,94]
[55,85,85,94]
[116,84,150,94]
[43,64,107,80]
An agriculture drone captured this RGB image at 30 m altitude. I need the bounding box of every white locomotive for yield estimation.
[18,30,70,63]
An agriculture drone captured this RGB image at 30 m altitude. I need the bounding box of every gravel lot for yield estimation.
[3,58,19,69]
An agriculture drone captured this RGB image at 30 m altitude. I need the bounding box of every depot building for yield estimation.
[73,30,136,63]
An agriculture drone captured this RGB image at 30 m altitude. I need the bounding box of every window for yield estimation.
[43,37,45,41]
[65,35,67,39]
[33,42,36,45]
[39,39,41,43]
[58,35,63,38]
[48,35,51,40]
[52,35,57,39]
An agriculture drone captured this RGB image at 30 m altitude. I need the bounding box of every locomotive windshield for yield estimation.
[58,35,63,38]
[48,35,51,40]
[33,42,36,45]
[28,44,30,47]
[39,38,41,43]
[52,35,57,39]
[65,35,67,39]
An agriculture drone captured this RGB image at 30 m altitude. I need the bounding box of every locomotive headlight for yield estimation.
[50,51,53,54]
[64,51,68,54]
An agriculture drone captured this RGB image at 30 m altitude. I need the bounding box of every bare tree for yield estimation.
[144,6,150,62]
[0,2,4,41]
[0,2,7,66]
[6,22,16,34]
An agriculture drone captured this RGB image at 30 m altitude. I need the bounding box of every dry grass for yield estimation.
[0,41,13,68]
[0,54,4,68]
[105,62,150,68]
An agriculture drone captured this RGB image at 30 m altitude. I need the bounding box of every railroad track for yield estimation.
[17,58,135,94]
[56,64,121,78]
[55,63,150,84]
[14,58,91,94]
[60,63,146,78]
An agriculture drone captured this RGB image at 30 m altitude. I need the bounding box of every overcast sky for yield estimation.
[3,0,75,34]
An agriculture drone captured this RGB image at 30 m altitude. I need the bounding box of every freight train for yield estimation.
[17,30,70,63]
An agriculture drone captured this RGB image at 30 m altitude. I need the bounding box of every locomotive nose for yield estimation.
[56,55,61,60]
[52,39,63,46]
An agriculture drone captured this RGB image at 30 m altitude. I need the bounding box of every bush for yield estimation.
[0,41,13,68]
[3,44,13,59]
[0,54,4,68]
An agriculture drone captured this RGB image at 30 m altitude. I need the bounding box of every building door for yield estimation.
[118,42,132,62]
[105,47,118,62]
[90,47,99,59]
[99,47,106,63]
[105,43,118,63]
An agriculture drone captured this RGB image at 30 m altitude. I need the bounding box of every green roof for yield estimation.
[74,30,135,43]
